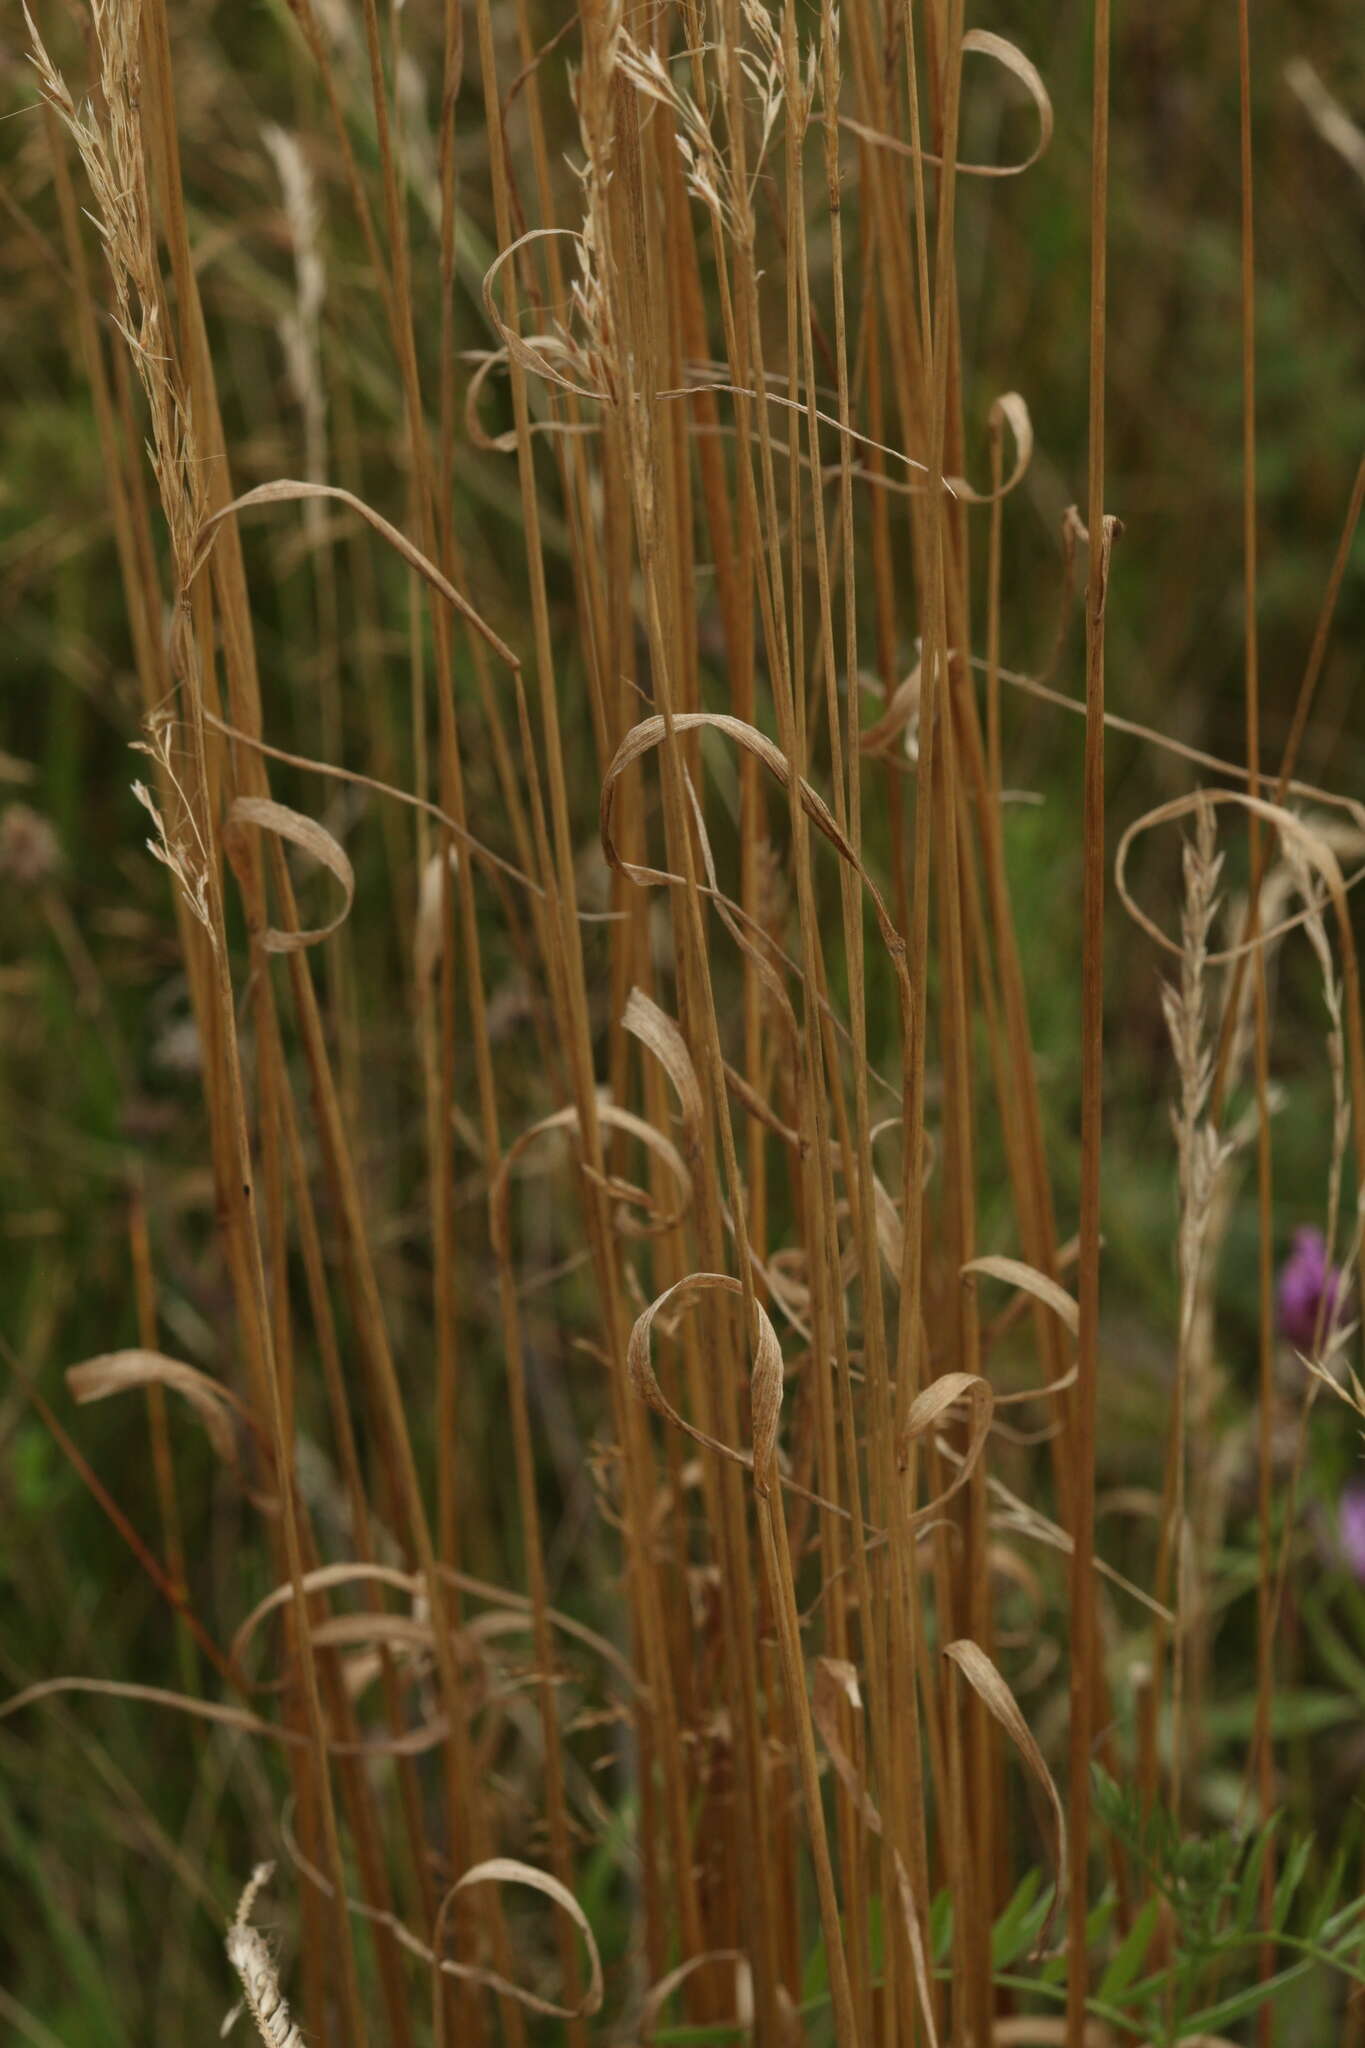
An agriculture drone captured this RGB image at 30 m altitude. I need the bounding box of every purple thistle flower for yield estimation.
[1276,1226,1344,1351]
[1339,1483,1365,1583]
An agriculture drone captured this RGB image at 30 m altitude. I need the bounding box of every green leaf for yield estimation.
[930,1886,954,1966]
[1301,1588,1365,1697]
[1320,1890,1365,1946]
[1235,1813,1281,1931]
[1202,1691,1357,1741]
[1183,1955,1314,2032]
[801,1928,828,2006]
[1086,1891,1118,1947]
[991,1868,1044,1970]
[1039,1947,1069,1987]
[1271,1833,1314,1933]
[1307,1846,1348,1940]
[1090,1765,1129,1839]
[1098,1894,1161,2005]
[1037,1890,1116,1989]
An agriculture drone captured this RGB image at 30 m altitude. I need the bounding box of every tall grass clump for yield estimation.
[3,0,1365,2042]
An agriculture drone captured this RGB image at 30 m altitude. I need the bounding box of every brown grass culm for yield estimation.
[11,0,1365,2043]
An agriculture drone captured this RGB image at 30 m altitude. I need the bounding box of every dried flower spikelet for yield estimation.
[1281,829,1349,1253]
[616,33,743,237]
[1162,796,1234,1346]
[1161,797,1223,1130]
[899,661,923,766]
[739,0,791,149]
[415,845,460,984]
[0,803,63,889]
[262,124,327,504]
[25,0,206,583]
[130,718,215,939]
[857,655,923,764]
[225,1924,303,2047]
[263,126,325,357]
[225,1863,303,2048]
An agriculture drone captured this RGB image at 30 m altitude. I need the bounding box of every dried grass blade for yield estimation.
[626,1272,786,1496]
[962,1256,1080,1339]
[840,30,1052,179]
[900,1371,995,1524]
[943,1638,1067,1947]
[410,1858,602,2018]
[66,1348,247,1467]
[199,480,519,668]
[224,796,354,955]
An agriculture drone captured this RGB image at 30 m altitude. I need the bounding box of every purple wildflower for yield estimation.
[1276,1226,1343,1351]
[1339,1483,1365,1582]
